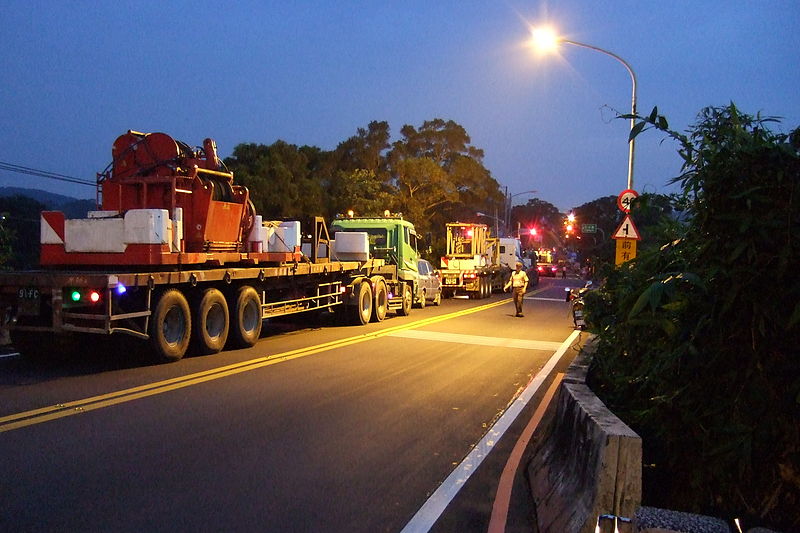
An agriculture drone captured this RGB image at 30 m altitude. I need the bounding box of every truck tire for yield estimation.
[371,278,388,322]
[397,283,413,316]
[150,289,191,362]
[351,281,373,325]
[191,288,229,355]
[227,285,262,349]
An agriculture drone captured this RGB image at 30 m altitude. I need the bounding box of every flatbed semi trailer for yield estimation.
[0,131,415,363]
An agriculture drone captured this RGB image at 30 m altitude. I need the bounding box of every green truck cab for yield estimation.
[331,215,422,307]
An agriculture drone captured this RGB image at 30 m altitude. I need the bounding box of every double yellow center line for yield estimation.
[1,297,513,433]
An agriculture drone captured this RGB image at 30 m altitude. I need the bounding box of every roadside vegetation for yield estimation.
[585,104,800,530]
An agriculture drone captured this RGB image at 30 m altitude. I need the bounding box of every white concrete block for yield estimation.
[333,232,369,261]
[65,218,126,252]
[269,220,301,252]
[124,209,170,245]
[172,207,183,252]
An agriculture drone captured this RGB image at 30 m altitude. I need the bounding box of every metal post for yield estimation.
[562,39,637,190]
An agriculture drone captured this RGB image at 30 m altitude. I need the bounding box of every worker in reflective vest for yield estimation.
[504,262,529,317]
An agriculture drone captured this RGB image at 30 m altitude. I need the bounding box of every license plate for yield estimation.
[445,277,458,285]
[18,287,40,315]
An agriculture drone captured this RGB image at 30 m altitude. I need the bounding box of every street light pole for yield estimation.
[531,28,637,191]
[561,39,637,190]
[476,211,502,238]
[505,190,538,233]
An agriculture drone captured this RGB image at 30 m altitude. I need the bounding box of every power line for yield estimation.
[0,160,96,187]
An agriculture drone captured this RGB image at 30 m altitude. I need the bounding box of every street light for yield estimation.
[476,211,503,238]
[505,190,537,234]
[531,26,637,191]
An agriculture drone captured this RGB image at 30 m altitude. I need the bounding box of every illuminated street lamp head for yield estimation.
[530,26,560,54]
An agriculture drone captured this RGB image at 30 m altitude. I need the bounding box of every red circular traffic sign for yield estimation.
[617,189,639,213]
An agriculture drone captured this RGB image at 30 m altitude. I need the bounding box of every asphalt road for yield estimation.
[0,277,590,533]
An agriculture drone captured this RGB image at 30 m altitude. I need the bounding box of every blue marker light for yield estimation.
[116,283,127,295]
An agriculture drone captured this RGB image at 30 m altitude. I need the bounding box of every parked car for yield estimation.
[415,258,442,307]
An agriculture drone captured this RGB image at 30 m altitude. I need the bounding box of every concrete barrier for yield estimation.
[526,336,642,533]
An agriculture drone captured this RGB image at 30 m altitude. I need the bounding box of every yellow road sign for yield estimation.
[615,238,637,265]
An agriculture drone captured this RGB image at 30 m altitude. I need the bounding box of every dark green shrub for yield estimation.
[587,104,800,530]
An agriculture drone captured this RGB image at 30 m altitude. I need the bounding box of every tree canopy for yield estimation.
[223,118,505,248]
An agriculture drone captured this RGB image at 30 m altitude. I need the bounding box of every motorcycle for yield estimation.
[565,281,592,330]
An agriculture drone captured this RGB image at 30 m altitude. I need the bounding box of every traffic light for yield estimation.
[563,212,577,240]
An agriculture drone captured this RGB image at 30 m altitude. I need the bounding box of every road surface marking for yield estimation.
[487,373,564,533]
[0,352,19,359]
[399,329,581,533]
[0,297,510,433]
[386,330,564,352]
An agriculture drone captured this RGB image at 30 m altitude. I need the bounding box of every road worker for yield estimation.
[503,261,529,317]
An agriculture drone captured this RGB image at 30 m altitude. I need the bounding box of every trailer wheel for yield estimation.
[397,283,413,316]
[351,281,373,325]
[150,289,191,362]
[191,288,229,355]
[371,278,388,322]
[228,286,262,349]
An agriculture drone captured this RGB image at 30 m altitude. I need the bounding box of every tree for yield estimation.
[510,198,562,248]
[0,196,46,270]
[326,121,393,218]
[224,141,325,220]
[387,119,503,235]
[587,104,800,530]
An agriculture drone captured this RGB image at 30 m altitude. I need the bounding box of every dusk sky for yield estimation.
[1,1,798,212]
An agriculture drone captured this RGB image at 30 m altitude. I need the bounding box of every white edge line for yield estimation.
[0,352,19,359]
[399,328,581,533]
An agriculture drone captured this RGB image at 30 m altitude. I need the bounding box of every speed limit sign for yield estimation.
[617,189,638,213]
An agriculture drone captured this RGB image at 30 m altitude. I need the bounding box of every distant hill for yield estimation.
[0,187,95,218]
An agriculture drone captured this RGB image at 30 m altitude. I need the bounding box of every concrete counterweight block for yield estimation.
[332,232,369,261]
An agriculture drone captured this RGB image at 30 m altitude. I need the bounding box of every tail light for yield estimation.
[64,288,104,306]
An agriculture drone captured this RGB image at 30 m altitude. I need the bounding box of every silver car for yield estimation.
[415,258,442,308]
